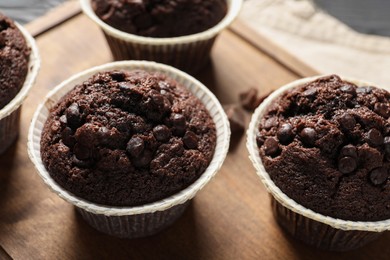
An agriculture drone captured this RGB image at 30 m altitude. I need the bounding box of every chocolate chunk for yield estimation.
[59,115,67,126]
[183,131,199,149]
[369,167,388,186]
[74,143,91,161]
[302,88,317,97]
[172,113,186,127]
[300,127,316,147]
[0,20,9,31]
[277,123,294,144]
[263,137,279,156]
[338,156,357,174]
[153,125,171,142]
[133,149,153,168]
[126,136,145,157]
[263,117,278,130]
[65,103,81,129]
[374,103,390,118]
[239,88,259,111]
[151,93,164,106]
[256,133,265,147]
[339,114,356,130]
[172,113,186,136]
[61,127,75,147]
[340,144,357,158]
[340,85,356,96]
[110,71,126,82]
[384,136,390,154]
[356,86,372,94]
[224,105,245,134]
[367,129,384,147]
[71,155,92,168]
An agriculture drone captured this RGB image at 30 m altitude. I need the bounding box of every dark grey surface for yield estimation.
[313,0,390,36]
[0,0,66,24]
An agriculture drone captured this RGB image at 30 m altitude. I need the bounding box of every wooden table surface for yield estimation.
[1,3,390,260]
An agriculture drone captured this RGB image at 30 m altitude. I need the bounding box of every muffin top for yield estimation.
[257,75,390,221]
[0,13,30,109]
[91,0,227,38]
[41,69,216,207]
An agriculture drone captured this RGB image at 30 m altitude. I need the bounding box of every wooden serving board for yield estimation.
[0,2,389,259]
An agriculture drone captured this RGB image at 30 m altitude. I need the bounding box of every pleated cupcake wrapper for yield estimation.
[28,61,231,238]
[0,23,40,154]
[80,0,243,74]
[246,75,390,250]
[271,197,381,251]
[77,201,189,239]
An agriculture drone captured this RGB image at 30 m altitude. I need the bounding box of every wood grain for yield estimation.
[0,9,389,260]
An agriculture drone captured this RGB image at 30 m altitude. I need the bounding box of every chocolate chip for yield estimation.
[300,127,316,147]
[302,88,317,97]
[183,131,199,149]
[119,82,136,91]
[126,137,145,157]
[340,85,356,96]
[171,114,186,136]
[385,136,390,154]
[133,149,153,168]
[224,105,245,134]
[59,115,67,126]
[367,128,384,147]
[0,20,9,31]
[374,103,390,118]
[369,167,388,186]
[340,144,357,158]
[256,133,265,147]
[263,137,279,156]
[74,143,90,161]
[153,125,171,142]
[339,114,356,130]
[277,123,294,144]
[263,117,278,130]
[65,103,81,129]
[338,156,357,174]
[71,155,92,168]
[110,71,126,82]
[239,88,259,111]
[61,127,75,147]
[356,86,372,94]
[172,113,186,127]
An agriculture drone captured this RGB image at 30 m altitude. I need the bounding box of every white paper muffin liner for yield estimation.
[80,0,243,74]
[28,60,230,238]
[0,22,40,154]
[247,75,390,250]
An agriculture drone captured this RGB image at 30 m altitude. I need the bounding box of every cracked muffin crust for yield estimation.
[257,75,390,221]
[41,69,216,207]
[91,0,227,37]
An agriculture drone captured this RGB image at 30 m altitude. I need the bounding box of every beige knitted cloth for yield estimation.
[241,0,390,88]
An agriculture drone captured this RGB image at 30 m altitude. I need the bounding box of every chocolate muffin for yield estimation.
[91,0,227,38]
[257,75,390,221]
[40,69,216,207]
[0,13,30,109]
